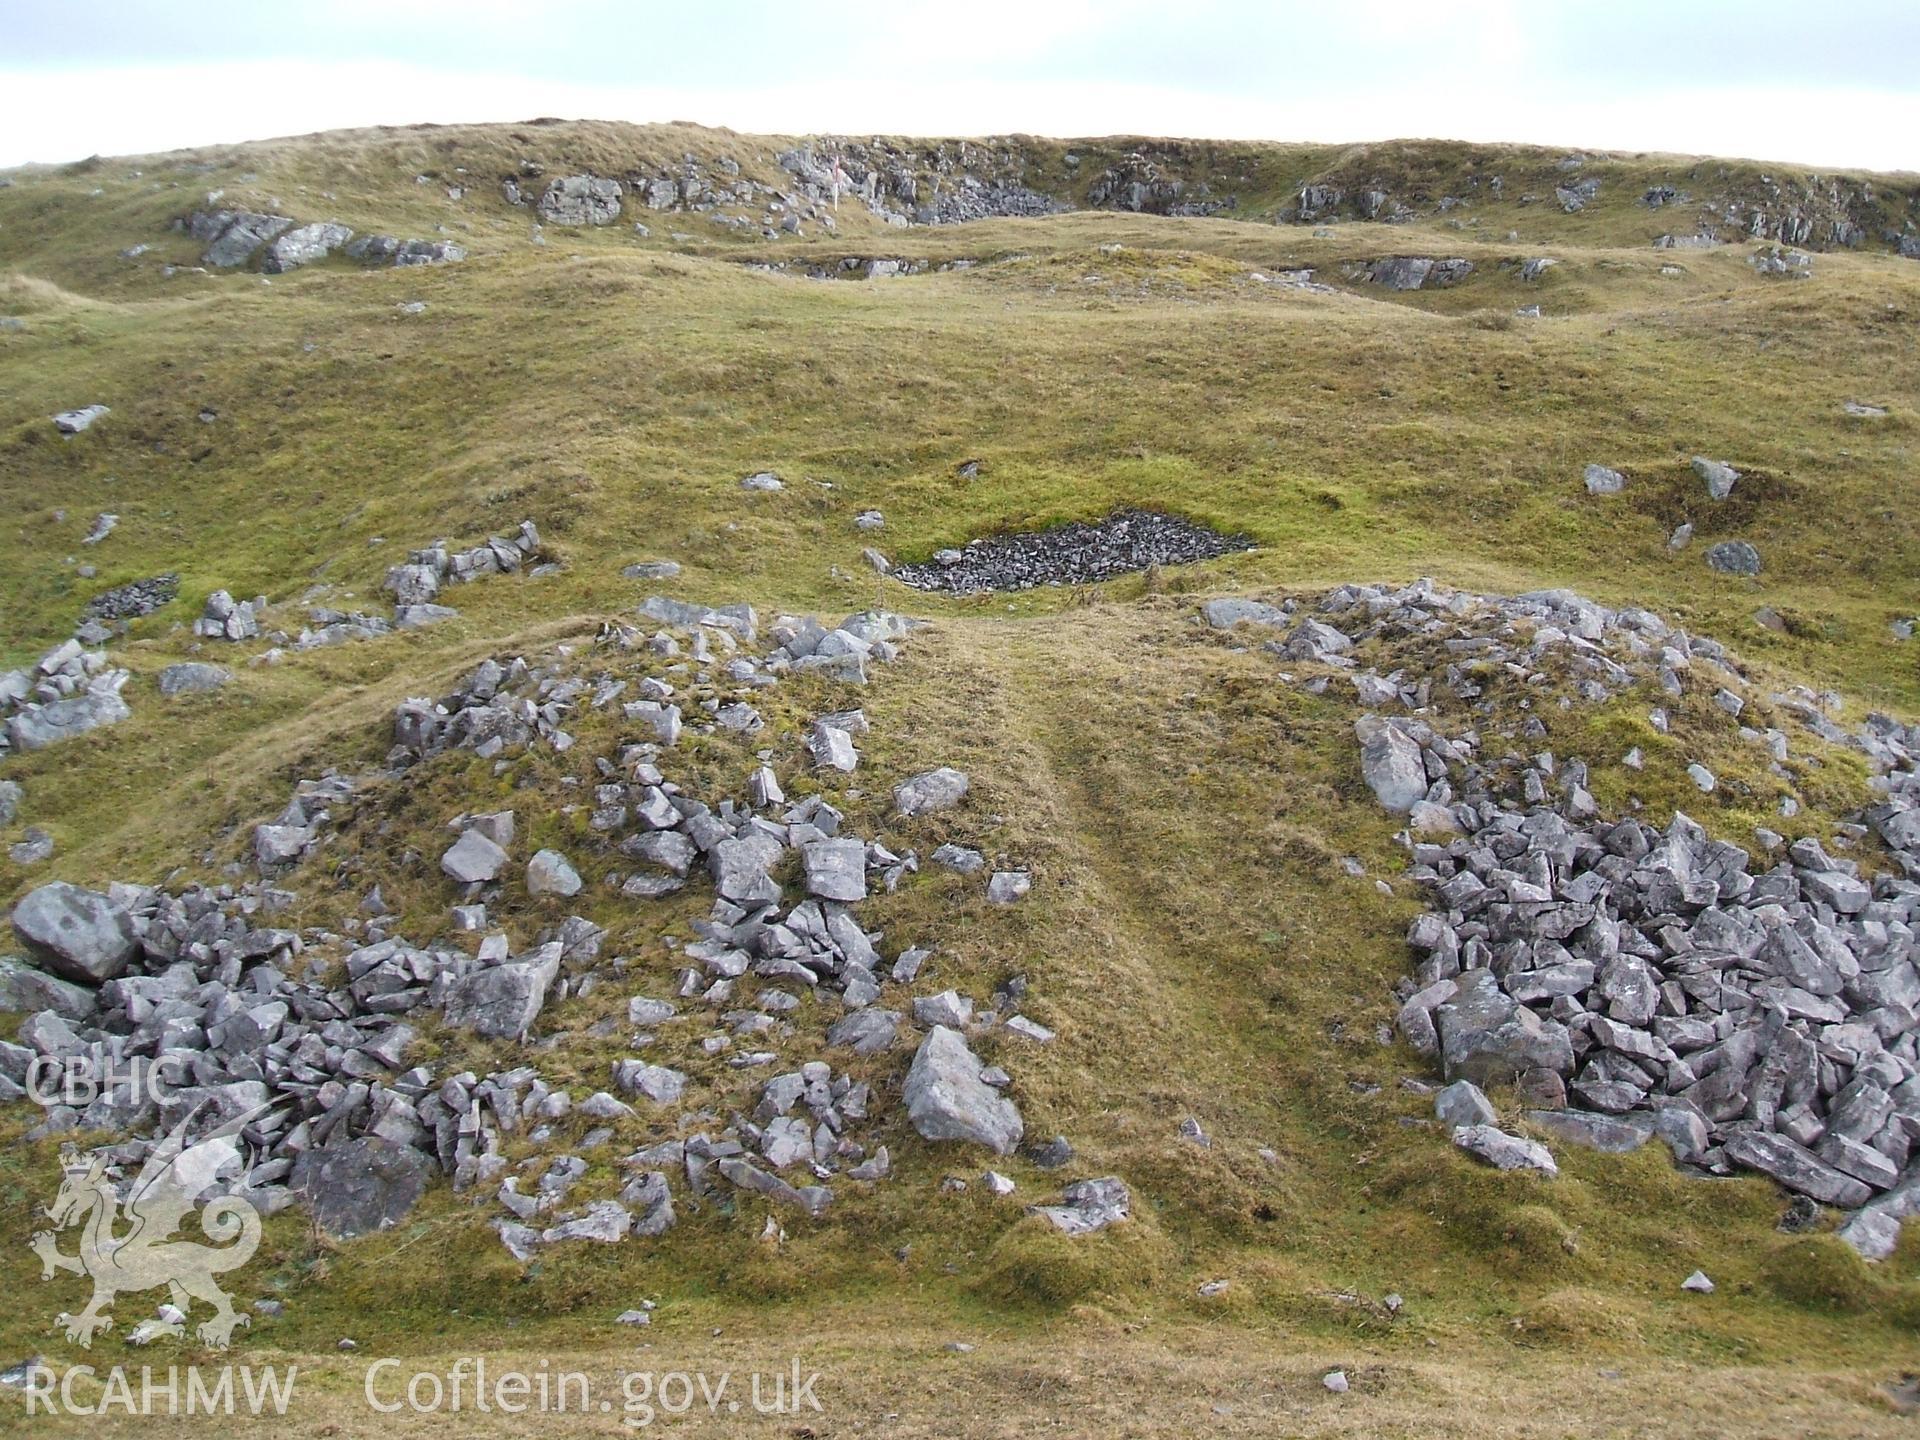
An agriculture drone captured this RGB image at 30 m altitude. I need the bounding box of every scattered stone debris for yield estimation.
[1028,1177,1130,1235]
[1199,578,1920,1257]
[194,591,264,641]
[894,509,1251,594]
[1750,244,1812,278]
[0,585,1037,1256]
[382,518,545,629]
[1583,464,1625,496]
[0,641,132,754]
[84,574,179,622]
[177,209,463,271]
[1190,576,1920,1251]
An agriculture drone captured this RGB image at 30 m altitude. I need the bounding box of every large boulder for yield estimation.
[538,176,623,226]
[1355,715,1429,813]
[157,662,231,696]
[903,1025,1023,1155]
[1453,1124,1558,1176]
[442,828,508,884]
[1839,1173,1920,1262]
[53,406,110,435]
[710,833,784,905]
[1202,597,1287,629]
[1368,256,1472,290]
[1692,456,1740,501]
[1722,1130,1872,1207]
[0,955,99,1019]
[893,767,969,818]
[292,1136,432,1239]
[7,686,132,750]
[11,882,138,984]
[200,210,295,268]
[802,837,866,902]
[442,946,560,1040]
[1434,970,1574,1085]
[1434,1079,1498,1130]
[1705,540,1762,576]
[614,1061,688,1105]
[526,848,582,898]
[262,221,353,273]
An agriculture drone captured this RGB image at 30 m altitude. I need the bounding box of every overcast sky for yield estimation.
[4,0,1918,172]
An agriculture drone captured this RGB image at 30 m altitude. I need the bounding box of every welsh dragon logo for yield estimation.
[31,1104,266,1349]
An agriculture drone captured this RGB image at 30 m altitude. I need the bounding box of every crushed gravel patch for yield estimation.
[85,574,180,620]
[892,509,1251,594]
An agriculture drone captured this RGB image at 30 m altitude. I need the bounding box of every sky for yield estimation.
[4,0,1918,172]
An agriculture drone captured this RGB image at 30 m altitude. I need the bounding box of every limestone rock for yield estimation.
[1202,597,1287,629]
[1355,715,1428,813]
[1434,1079,1497,1130]
[53,405,110,435]
[903,1026,1023,1154]
[1028,1176,1131,1235]
[802,837,866,902]
[262,221,353,273]
[0,955,99,1019]
[538,176,623,226]
[1434,971,1574,1086]
[442,947,560,1040]
[1705,540,1762,576]
[11,882,139,984]
[1452,1124,1558,1176]
[157,663,231,696]
[442,829,508,884]
[526,849,582,898]
[292,1136,431,1240]
[1692,456,1741,501]
[1722,1131,1871,1207]
[894,767,969,818]
[1525,1109,1654,1154]
[614,1062,688,1105]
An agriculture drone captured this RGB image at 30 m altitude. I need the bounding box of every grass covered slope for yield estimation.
[0,121,1918,1435]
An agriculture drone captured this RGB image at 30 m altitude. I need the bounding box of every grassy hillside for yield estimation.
[1,121,1917,1436]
